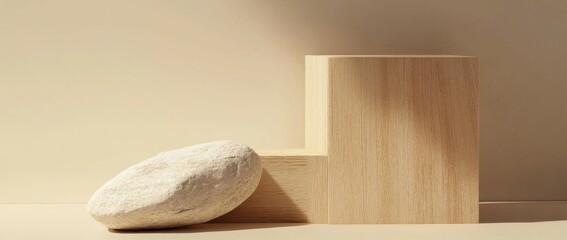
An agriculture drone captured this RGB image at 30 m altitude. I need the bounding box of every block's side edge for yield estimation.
[474,57,480,223]
[305,56,329,155]
[467,57,480,224]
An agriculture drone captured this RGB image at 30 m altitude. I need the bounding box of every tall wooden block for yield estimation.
[307,56,479,224]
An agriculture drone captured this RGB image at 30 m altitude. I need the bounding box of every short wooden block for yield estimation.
[213,154,328,223]
[307,56,479,224]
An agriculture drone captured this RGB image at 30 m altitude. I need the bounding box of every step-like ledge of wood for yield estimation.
[212,154,328,223]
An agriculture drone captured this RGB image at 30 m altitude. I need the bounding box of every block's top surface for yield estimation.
[306,55,476,58]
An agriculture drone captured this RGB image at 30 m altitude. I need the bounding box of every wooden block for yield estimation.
[213,154,328,223]
[307,56,479,223]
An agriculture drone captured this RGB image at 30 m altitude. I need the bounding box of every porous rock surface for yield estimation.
[87,140,262,230]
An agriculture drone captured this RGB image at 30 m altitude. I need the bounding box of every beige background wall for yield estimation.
[1,0,566,203]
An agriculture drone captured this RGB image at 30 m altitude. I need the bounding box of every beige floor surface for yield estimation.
[1,204,565,240]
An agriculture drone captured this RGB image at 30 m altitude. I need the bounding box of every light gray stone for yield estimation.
[87,140,262,230]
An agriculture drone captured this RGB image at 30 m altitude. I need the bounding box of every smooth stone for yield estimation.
[87,140,262,230]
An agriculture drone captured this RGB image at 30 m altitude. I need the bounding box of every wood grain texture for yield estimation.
[213,154,328,223]
[318,56,479,223]
[306,155,328,223]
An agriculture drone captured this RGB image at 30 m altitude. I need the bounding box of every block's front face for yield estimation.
[327,57,479,223]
